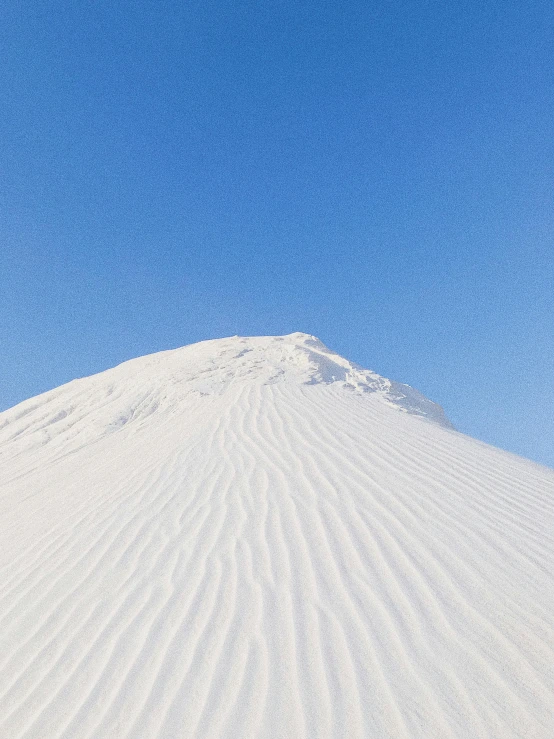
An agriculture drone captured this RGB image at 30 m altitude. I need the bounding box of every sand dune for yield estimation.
[1,333,553,738]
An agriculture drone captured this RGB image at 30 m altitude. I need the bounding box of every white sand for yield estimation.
[1,333,553,738]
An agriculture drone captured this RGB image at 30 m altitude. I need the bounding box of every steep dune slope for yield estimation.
[1,334,553,738]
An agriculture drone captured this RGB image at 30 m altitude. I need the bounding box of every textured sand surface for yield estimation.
[1,334,553,738]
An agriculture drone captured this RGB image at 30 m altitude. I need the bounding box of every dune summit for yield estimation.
[1,333,553,738]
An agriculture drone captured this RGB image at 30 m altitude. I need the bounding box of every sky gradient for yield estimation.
[1,0,553,468]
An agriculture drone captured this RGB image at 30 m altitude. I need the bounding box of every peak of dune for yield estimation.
[0,334,452,460]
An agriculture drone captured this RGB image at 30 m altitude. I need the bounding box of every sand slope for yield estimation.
[1,334,553,738]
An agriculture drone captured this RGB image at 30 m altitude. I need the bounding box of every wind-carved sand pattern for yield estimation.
[1,333,553,738]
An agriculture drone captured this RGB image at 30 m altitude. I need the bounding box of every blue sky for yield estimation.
[1,0,553,468]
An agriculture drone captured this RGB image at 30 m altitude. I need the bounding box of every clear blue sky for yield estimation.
[1,1,553,468]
